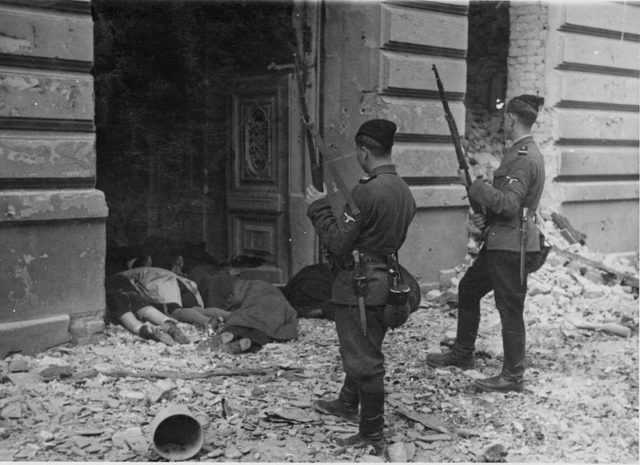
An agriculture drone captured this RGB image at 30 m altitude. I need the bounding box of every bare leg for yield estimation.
[171,307,211,329]
[199,307,231,320]
[135,305,190,344]
[118,312,145,335]
[135,305,172,325]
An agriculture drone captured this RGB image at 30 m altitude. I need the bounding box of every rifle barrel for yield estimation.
[432,64,482,214]
[294,54,323,189]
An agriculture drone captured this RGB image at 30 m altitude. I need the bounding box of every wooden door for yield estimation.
[227,75,291,284]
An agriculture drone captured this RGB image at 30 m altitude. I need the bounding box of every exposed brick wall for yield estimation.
[507,2,560,210]
[465,1,509,177]
[506,2,548,98]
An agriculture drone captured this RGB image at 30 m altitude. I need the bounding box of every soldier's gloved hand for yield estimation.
[470,212,487,230]
[305,183,328,205]
[457,169,470,186]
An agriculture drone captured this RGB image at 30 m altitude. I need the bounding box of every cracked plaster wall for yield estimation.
[0,3,106,354]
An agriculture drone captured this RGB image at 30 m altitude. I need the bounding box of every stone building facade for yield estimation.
[0,0,637,356]
[0,0,106,356]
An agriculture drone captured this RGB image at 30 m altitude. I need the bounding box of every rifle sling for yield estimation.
[306,123,360,215]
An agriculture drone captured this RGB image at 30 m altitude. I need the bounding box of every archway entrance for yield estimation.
[92,0,301,282]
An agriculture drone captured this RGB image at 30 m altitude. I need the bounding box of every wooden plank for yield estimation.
[554,248,639,289]
[387,397,451,435]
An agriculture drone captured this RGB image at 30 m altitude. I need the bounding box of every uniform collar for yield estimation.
[509,134,533,149]
[368,164,397,177]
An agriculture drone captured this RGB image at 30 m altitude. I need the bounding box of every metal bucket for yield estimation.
[149,404,209,461]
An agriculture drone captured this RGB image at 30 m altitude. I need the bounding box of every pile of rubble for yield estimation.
[424,209,639,337]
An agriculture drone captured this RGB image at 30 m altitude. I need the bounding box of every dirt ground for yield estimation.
[0,252,638,463]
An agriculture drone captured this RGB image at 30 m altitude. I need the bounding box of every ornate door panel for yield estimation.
[228,75,290,284]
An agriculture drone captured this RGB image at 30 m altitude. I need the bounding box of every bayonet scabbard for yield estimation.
[519,207,529,285]
[352,250,367,335]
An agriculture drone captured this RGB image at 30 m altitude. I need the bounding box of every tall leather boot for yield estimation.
[427,276,482,369]
[474,330,525,392]
[426,309,478,369]
[314,375,359,422]
[336,387,386,456]
[426,341,475,369]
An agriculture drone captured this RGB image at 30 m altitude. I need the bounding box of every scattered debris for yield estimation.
[264,407,313,424]
[387,441,411,462]
[0,402,22,419]
[482,442,507,462]
[565,316,632,338]
[387,398,450,435]
[551,212,587,245]
[39,365,74,381]
[8,359,29,373]
[0,215,636,462]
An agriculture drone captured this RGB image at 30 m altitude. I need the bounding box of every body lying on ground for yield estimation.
[188,265,299,352]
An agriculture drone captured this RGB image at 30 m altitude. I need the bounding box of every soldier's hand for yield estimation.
[470,212,487,230]
[305,183,328,205]
[471,163,488,181]
[457,169,470,186]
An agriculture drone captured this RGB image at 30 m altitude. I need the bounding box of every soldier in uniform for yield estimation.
[426,95,546,393]
[305,119,416,455]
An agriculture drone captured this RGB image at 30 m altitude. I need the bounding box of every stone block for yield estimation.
[529,280,552,296]
[565,261,586,275]
[70,317,106,346]
[558,109,639,141]
[0,133,95,180]
[583,269,606,286]
[439,268,457,289]
[419,281,440,293]
[0,5,93,61]
[69,314,105,345]
[0,314,71,357]
[383,4,468,50]
[0,70,94,120]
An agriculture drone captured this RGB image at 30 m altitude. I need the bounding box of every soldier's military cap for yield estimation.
[356,119,397,149]
[513,94,544,112]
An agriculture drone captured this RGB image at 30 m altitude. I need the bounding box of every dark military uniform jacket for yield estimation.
[307,164,416,306]
[469,135,545,252]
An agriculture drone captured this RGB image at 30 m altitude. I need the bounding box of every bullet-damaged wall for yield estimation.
[321,2,472,284]
[511,1,639,253]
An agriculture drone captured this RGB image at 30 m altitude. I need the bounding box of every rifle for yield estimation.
[293,53,323,190]
[292,53,360,216]
[432,64,483,215]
